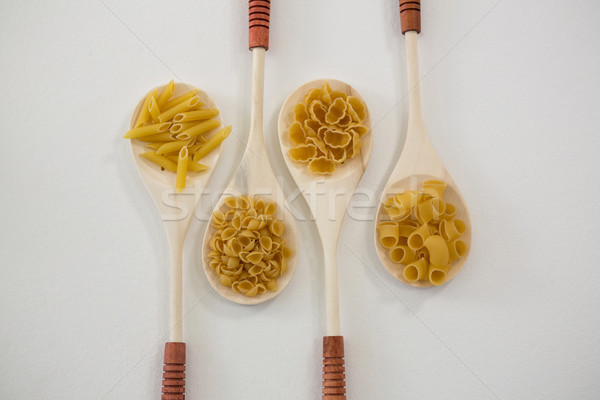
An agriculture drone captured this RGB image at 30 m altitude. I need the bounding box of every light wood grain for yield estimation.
[201,48,299,305]
[278,79,372,335]
[129,83,224,341]
[374,31,472,288]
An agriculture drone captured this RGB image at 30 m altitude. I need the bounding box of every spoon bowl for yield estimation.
[130,83,222,201]
[375,173,472,288]
[278,79,373,183]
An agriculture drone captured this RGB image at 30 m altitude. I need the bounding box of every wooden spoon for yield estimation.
[374,1,472,287]
[278,79,373,400]
[129,82,224,398]
[201,1,299,305]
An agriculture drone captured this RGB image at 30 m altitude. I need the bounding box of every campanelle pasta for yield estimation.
[288,82,369,174]
[123,80,232,192]
[377,180,468,286]
[208,196,293,297]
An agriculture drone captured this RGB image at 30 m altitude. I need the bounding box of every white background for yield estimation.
[1,0,600,399]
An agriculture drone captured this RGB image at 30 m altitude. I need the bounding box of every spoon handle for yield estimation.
[161,342,186,400]
[323,336,346,400]
[249,0,270,50]
[399,0,421,34]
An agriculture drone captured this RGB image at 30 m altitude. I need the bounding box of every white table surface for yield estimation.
[2,1,600,399]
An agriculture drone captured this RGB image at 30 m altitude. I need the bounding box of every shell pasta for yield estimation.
[377,180,468,286]
[123,80,232,191]
[287,81,370,174]
[208,196,293,298]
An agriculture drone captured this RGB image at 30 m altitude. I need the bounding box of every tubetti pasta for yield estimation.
[377,180,467,286]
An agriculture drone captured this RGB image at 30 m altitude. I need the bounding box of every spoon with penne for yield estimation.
[201,0,299,305]
[374,1,472,288]
[278,79,373,400]
[125,81,230,399]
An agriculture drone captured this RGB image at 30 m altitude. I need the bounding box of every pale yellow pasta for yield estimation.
[390,245,416,264]
[288,81,369,174]
[423,179,447,198]
[407,223,431,250]
[346,96,366,121]
[162,88,198,110]
[208,196,292,297]
[156,80,175,109]
[423,235,449,266]
[416,197,445,224]
[440,219,466,241]
[442,203,457,220]
[124,81,232,192]
[377,180,467,286]
[403,257,428,282]
[124,122,172,139]
[166,155,208,172]
[170,122,197,134]
[428,264,450,286]
[308,157,336,174]
[175,147,188,193]
[447,239,467,262]
[288,145,316,162]
[325,97,348,124]
[377,222,399,249]
[173,108,219,123]
[136,132,175,142]
[134,88,158,128]
[148,96,161,122]
[158,97,202,123]
[193,125,232,162]
[140,151,177,172]
[293,103,309,123]
[289,122,307,145]
[324,129,352,148]
[156,138,196,156]
[177,119,220,140]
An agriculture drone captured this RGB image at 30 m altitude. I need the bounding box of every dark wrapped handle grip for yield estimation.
[323,336,346,400]
[399,0,421,34]
[161,342,186,400]
[249,0,270,50]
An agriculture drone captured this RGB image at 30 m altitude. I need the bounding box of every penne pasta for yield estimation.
[156,138,195,156]
[135,132,176,142]
[173,108,219,123]
[124,122,172,139]
[156,79,175,109]
[157,96,202,123]
[124,81,233,192]
[193,125,232,162]
[175,147,188,193]
[148,96,161,122]
[134,88,158,128]
[140,151,177,172]
[176,119,220,140]
[162,88,198,110]
[166,155,208,172]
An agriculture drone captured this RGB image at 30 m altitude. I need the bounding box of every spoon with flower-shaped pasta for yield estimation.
[278,79,372,400]
[374,1,472,288]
